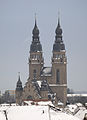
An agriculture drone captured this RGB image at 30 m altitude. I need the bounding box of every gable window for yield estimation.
[56,69,60,84]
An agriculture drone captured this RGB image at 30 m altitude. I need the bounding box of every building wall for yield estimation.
[50,85,67,106]
[22,81,40,100]
[29,52,43,80]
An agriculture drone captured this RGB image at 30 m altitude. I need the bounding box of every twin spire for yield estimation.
[31,15,65,52]
[32,14,61,37]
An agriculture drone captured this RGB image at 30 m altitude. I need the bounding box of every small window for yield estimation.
[56,69,60,84]
[33,69,36,79]
[27,95,33,100]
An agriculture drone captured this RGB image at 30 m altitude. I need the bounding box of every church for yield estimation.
[15,17,67,106]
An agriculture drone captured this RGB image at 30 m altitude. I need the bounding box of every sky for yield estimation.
[0,0,87,92]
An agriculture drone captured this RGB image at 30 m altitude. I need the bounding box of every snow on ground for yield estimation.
[0,104,81,120]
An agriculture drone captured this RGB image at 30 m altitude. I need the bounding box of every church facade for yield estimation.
[15,17,67,106]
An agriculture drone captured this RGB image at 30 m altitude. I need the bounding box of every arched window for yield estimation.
[56,69,60,84]
[27,95,33,100]
[33,69,36,79]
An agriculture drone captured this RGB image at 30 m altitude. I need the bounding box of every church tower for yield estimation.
[29,18,44,80]
[15,16,67,106]
[51,17,67,105]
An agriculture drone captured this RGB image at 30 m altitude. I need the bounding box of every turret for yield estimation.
[15,73,23,105]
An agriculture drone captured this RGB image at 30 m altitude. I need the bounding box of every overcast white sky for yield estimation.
[0,0,87,92]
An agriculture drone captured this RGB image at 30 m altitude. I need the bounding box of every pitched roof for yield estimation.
[41,67,52,76]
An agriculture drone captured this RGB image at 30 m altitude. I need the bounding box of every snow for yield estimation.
[75,107,87,120]
[67,94,87,97]
[85,103,87,106]
[37,81,41,87]
[66,104,78,113]
[23,100,54,106]
[50,109,80,120]
[0,112,6,120]
[0,104,81,120]
[7,106,49,120]
[49,84,67,87]
[65,104,87,120]
[58,101,64,106]
[75,103,83,107]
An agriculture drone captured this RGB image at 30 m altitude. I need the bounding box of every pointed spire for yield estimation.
[35,13,37,27]
[32,13,39,36]
[55,12,62,36]
[53,15,65,52]
[18,72,20,81]
[58,11,60,27]
[30,14,42,52]
[16,72,23,91]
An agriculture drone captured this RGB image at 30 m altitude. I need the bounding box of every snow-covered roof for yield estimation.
[24,100,54,106]
[85,103,87,106]
[65,103,87,120]
[75,107,87,120]
[75,103,83,107]
[66,104,78,113]
[37,81,42,88]
[49,84,67,87]
[50,109,80,120]
[41,67,52,76]
[0,112,5,120]
[0,105,81,120]
[67,94,87,97]
[58,101,64,106]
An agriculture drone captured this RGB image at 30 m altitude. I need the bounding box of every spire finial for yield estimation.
[35,13,37,27]
[18,72,20,81]
[58,11,60,27]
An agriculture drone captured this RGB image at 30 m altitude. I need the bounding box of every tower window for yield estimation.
[56,69,60,84]
[56,54,59,58]
[33,69,36,79]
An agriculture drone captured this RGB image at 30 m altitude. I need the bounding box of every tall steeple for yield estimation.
[29,16,44,80]
[30,16,42,52]
[53,16,65,52]
[51,16,67,105]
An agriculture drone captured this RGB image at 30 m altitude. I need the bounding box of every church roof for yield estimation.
[41,67,52,76]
